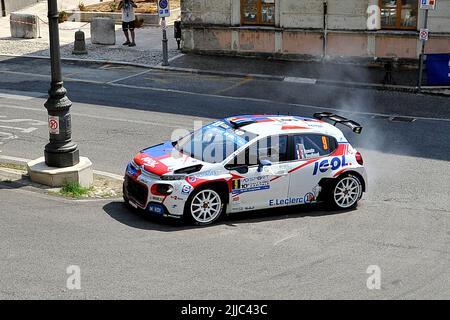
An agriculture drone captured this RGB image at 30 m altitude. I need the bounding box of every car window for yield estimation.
[175,121,258,163]
[230,135,288,166]
[293,134,337,160]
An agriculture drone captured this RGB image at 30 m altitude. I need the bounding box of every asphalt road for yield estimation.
[0,56,450,299]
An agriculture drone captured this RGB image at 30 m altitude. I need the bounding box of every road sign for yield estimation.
[158,0,170,18]
[420,0,436,10]
[419,28,429,41]
[48,116,59,135]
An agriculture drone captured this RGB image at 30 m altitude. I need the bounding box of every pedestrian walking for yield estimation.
[118,0,137,47]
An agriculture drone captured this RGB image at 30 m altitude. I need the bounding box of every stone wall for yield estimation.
[1,0,39,16]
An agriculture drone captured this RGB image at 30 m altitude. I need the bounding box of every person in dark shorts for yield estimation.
[118,0,137,47]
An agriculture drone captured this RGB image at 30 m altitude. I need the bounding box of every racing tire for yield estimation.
[326,173,363,210]
[185,187,226,226]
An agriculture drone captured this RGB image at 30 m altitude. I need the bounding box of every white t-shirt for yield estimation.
[122,2,136,22]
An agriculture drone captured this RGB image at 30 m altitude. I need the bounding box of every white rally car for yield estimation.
[123,113,367,225]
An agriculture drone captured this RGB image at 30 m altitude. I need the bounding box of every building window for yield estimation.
[380,0,418,29]
[241,0,275,25]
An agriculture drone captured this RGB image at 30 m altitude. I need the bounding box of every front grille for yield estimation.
[126,176,148,207]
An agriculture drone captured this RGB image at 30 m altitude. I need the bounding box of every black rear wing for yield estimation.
[313,112,363,134]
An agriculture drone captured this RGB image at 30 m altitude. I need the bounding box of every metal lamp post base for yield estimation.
[45,147,80,168]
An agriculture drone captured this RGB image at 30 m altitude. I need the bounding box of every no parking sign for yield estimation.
[158,0,170,18]
[48,116,59,135]
[419,28,429,41]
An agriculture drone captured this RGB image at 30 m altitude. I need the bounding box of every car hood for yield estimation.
[133,141,205,176]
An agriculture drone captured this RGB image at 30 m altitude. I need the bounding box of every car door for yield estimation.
[226,135,290,212]
[287,134,338,204]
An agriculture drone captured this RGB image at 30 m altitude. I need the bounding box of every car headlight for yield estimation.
[160,174,186,181]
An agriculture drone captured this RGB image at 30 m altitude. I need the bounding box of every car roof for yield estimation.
[225,115,346,139]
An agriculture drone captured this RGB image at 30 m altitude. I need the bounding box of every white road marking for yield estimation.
[0,118,46,126]
[284,77,317,84]
[0,104,185,129]
[0,116,46,152]
[273,234,299,246]
[0,90,46,100]
[0,125,38,133]
[106,69,153,84]
[1,70,450,123]
[0,132,18,145]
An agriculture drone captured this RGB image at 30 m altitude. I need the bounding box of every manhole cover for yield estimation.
[389,116,416,123]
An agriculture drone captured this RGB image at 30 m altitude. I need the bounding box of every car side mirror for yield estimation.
[257,159,272,172]
[225,164,249,174]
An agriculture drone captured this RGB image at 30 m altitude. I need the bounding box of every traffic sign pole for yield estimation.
[162,17,169,66]
[158,0,170,66]
[417,9,429,92]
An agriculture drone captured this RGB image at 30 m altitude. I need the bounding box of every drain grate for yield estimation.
[389,116,416,123]
[371,115,391,120]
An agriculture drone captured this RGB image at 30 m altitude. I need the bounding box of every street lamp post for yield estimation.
[44,0,79,167]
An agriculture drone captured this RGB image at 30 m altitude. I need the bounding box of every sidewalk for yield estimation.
[0,0,180,66]
[167,54,419,87]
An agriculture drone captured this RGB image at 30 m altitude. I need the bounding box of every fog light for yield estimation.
[151,184,174,195]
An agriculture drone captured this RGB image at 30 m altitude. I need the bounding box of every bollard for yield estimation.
[382,61,394,85]
[72,30,87,55]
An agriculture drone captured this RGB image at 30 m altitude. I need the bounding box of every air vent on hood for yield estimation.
[174,165,203,174]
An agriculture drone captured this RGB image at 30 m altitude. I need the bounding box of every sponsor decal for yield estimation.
[170,195,185,201]
[139,175,156,185]
[148,203,164,215]
[127,163,138,175]
[188,176,197,183]
[150,196,165,202]
[232,176,270,195]
[141,157,158,168]
[304,192,315,204]
[269,197,304,206]
[313,155,349,175]
[181,185,192,194]
[322,136,329,150]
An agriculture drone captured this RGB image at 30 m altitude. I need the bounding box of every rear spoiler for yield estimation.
[313,112,363,134]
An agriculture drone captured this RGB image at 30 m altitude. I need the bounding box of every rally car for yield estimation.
[123,113,367,225]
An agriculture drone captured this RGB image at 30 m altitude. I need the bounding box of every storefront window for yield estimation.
[241,0,275,25]
[380,0,417,29]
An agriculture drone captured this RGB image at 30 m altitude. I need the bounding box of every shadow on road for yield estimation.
[103,201,353,231]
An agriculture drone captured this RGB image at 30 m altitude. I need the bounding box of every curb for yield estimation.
[0,155,123,181]
[1,53,449,96]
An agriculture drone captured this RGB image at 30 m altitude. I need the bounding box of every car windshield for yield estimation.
[174,121,258,163]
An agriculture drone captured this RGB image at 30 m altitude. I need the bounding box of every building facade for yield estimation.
[180,0,450,63]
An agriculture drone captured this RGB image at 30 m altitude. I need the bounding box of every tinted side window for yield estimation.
[293,134,337,160]
[230,135,289,166]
